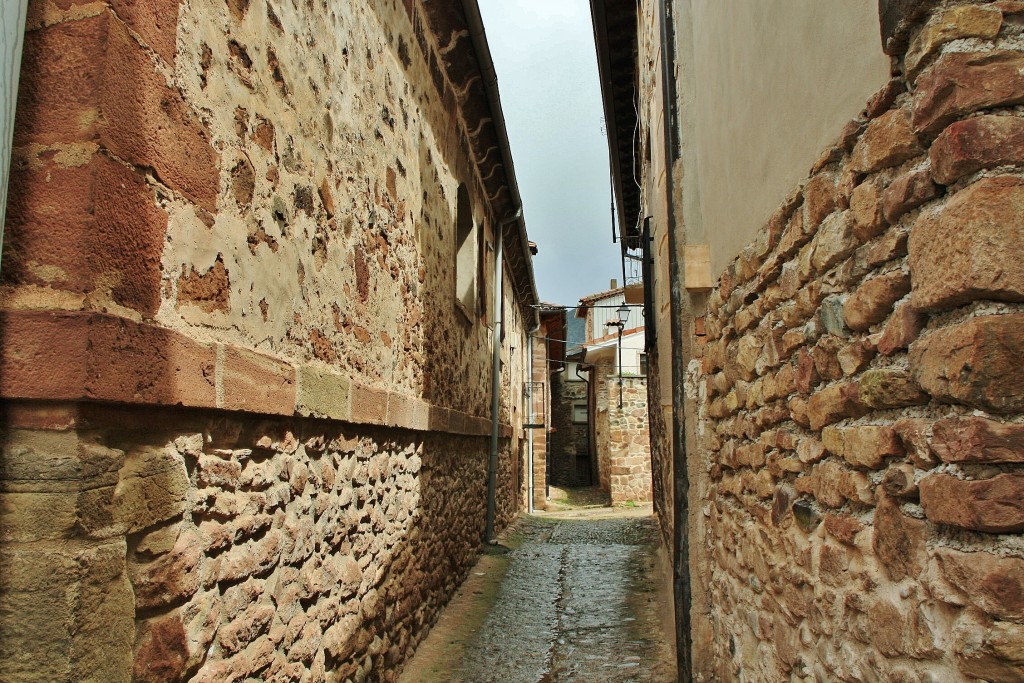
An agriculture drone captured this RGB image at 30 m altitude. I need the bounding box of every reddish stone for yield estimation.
[109,0,183,65]
[930,114,1024,185]
[850,178,888,242]
[931,416,1024,463]
[914,196,994,288]
[351,384,388,425]
[13,12,216,208]
[795,349,819,395]
[882,168,941,223]
[822,424,904,470]
[4,152,168,315]
[129,530,202,610]
[873,494,928,582]
[910,314,1024,413]
[920,473,1024,532]
[913,50,1024,135]
[905,5,1003,78]
[859,368,929,409]
[938,549,1024,621]
[837,339,875,376]
[811,336,844,383]
[810,212,858,274]
[850,109,924,174]
[222,346,296,416]
[823,513,864,545]
[894,417,938,468]
[99,15,219,211]
[877,302,926,355]
[14,15,109,145]
[177,255,230,314]
[843,270,912,331]
[133,611,190,683]
[881,463,918,499]
[806,382,869,431]
[803,172,839,230]
[856,230,908,275]
[865,78,908,119]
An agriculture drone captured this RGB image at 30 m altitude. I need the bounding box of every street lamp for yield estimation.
[606,303,631,409]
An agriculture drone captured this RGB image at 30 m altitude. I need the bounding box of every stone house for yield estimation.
[594,0,1024,680]
[575,285,652,503]
[0,1,538,681]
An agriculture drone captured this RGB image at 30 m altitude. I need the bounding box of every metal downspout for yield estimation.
[1,0,30,269]
[658,0,693,679]
[526,332,535,513]
[486,209,521,542]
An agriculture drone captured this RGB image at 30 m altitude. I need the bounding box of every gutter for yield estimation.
[658,0,693,679]
[486,209,521,541]
[460,0,540,331]
[0,0,30,272]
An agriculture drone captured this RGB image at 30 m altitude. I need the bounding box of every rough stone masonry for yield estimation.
[693,2,1024,680]
[0,0,538,681]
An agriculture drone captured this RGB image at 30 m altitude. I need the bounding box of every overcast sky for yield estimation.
[478,0,622,307]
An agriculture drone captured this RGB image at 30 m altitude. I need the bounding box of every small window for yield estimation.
[640,353,648,376]
[572,402,588,424]
[455,184,478,317]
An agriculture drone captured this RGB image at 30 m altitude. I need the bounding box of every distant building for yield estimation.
[563,284,652,503]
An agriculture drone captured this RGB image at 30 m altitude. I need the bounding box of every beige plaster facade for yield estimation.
[674,0,891,278]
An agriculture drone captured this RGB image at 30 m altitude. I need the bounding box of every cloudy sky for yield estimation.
[478,0,622,307]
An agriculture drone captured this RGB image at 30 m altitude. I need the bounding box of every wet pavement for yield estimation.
[398,489,676,683]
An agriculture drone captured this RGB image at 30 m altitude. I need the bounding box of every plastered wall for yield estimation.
[676,0,891,278]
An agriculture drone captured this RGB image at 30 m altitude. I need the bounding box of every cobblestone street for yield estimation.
[399,491,676,683]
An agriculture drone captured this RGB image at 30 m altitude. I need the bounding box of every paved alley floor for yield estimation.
[397,489,677,683]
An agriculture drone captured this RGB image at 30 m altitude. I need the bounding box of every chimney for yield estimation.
[610,278,617,289]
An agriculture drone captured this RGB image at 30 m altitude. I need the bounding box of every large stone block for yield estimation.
[859,368,929,409]
[881,168,940,224]
[810,212,858,274]
[13,11,218,209]
[843,270,911,331]
[913,50,1024,135]
[872,494,928,582]
[938,549,1024,620]
[222,346,296,416]
[931,416,1024,463]
[920,473,1024,532]
[77,445,189,538]
[910,314,1024,413]
[910,177,1024,311]
[822,424,904,470]
[953,611,1024,683]
[905,5,1003,78]
[930,115,1024,185]
[849,109,923,174]
[4,152,169,314]
[806,382,869,431]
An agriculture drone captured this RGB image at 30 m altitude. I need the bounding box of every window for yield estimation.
[640,353,648,376]
[572,402,588,424]
[455,183,478,317]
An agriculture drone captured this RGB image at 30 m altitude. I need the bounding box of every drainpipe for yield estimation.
[526,332,535,514]
[658,0,693,679]
[486,208,521,542]
[0,0,30,268]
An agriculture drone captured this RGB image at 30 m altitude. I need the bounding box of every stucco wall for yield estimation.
[677,0,891,278]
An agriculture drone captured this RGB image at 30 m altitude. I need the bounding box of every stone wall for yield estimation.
[0,0,535,680]
[549,374,590,487]
[0,402,518,683]
[692,2,1024,679]
[592,358,652,503]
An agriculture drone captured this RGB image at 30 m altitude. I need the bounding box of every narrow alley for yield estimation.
[399,488,676,683]
[4,0,1024,681]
